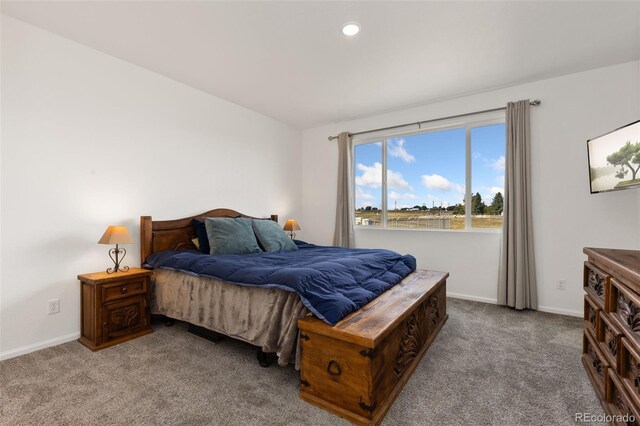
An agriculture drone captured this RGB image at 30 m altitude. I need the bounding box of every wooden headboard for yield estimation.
[140,209,278,263]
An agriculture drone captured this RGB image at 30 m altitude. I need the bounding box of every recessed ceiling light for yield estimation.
[342,22,360,37]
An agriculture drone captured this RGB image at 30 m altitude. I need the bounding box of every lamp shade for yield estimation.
[98,226,134,245]
[283,219,301,232]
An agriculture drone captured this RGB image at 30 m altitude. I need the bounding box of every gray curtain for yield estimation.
[333,132,355,247]
[498,100,538,310]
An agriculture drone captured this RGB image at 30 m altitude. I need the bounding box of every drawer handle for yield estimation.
[120,287,128,294]
[327,360,341,377]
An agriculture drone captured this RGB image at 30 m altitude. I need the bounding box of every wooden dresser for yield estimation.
[583,247,640,423]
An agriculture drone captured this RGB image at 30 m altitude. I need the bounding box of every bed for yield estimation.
[141,209,310,367]
[141,208,448,425]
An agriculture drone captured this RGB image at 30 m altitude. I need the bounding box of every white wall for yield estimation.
[0,16,302,358]
[302,61,640,316]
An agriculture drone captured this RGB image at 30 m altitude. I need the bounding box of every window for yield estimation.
[354,116,505,231]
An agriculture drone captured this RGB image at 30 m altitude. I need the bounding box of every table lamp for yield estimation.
[98,225,134,274]
[283,219,301,239]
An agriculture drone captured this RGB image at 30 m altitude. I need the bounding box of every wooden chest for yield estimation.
[298,270,448,425]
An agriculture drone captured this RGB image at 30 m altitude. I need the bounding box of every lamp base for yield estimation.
[107,245,129,274]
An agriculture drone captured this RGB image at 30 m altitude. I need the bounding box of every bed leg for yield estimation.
[187,323,223,342]
[257,349,273,368]
[152,314,175,327]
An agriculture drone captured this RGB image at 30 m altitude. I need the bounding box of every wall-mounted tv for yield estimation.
[588,120,640,194]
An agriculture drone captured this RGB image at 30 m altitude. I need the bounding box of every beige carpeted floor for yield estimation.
[0,298,603,425]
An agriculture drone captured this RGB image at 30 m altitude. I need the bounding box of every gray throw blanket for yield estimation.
[151,269,309,367]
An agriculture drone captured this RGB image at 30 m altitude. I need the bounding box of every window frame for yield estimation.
[353,112,506,233]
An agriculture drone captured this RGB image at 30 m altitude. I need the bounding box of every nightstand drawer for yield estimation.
[102,278,147,303]
[102,296,148,342]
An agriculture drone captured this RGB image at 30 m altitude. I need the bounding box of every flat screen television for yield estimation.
[588,120,640,194]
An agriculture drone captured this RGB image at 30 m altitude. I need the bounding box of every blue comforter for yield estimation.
[144,242,416,325]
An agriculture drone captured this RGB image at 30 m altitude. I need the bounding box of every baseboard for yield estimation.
[447,292,582,318]
[446,292,498,304]
[537,305,582,318]
[0,331,80,361]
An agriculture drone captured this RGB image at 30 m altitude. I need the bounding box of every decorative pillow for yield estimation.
[252,219,298,252]
[192,219,210,254]
[205,217,262,255]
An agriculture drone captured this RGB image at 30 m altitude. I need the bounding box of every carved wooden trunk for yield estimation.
[298,270,448,426]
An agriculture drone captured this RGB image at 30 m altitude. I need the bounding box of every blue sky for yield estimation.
[355,123,505,210]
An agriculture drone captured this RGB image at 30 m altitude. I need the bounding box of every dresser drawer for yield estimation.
[610,278,640,344]
[102,278,147,303]
[583,330,609,399]
[584,262,608,309]
[585,295,601,338]
[606,370,640,425]
[620,338,640,411]
[599,311,623,371]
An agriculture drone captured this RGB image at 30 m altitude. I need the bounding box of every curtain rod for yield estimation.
[327,99,541,141]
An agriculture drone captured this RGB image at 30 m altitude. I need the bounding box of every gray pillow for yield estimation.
[204,217,262,255]
[252,219,298,252]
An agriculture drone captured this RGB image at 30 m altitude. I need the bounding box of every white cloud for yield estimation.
[389,191,417,201]
[356,186,374,200]
[388,139,415,163]
[490,186,504,194]
[356,163,411,190]
[490,156,505,171]
[475,152,506,172]
[496,175,505,185]
[421,174,464,193]
[356,163,382,188]
[389,170,412,190]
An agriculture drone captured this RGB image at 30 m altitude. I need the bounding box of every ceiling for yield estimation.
[2,1,639,129]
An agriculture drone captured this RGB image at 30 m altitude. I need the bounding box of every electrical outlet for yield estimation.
[48,299,60,315]
[556,280,567,291]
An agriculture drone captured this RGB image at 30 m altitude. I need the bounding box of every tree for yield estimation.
[365,206,372,211]
[490,192,504,215]
[607,141,640,181]
[453,204,464,215]
[471,192,485,215]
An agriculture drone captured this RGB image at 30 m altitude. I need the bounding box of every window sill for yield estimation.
[354,226,502,235]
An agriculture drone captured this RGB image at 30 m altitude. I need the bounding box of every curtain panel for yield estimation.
[498,100,538,310]
[333,132,356,248]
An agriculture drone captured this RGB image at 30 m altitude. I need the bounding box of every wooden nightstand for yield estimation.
[77,268,153,351]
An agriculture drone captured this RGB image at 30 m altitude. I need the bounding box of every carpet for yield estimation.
[0,298,603,425]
